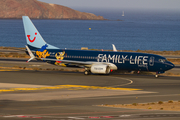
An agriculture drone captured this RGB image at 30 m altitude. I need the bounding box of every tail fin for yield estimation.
[22,16,58,50]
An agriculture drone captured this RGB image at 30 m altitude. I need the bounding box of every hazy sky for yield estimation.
[39,0,180,11]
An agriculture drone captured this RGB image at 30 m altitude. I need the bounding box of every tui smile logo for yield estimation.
[27,32,37,43]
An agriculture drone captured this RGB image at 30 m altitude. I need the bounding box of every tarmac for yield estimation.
[0,53,180,119]
[0,70,180,120]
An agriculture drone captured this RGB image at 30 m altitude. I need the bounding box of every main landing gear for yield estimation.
[84,68,91,75]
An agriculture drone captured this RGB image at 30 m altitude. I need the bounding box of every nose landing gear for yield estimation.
[155,74,159,78]
[155,71,159,78]
[155,71,165,78]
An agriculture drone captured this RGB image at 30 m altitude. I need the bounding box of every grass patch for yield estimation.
[132,103,138,106]
[158,101,163,104]
[168,100,173,103]
[98,100,180,111]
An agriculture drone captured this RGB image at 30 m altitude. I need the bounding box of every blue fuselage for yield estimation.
[40,48,174,73]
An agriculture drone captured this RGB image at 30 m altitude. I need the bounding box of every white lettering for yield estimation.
[97,54,103,62]
[143,56,148,65]
[115,55,118,63]
[130,56,134,64]
[108,54,115,63]
[97,54,149,66]
[135,56,137,64]
[102,54,107,62]
[137,56,143,65]
[122,55,128,63]
[95,67,103,70]
[118,55,122,63]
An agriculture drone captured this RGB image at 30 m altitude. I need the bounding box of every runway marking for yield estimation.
[0,84,141,93]
[2,113,180,119]
[55,85,140,91]
[3,115,42,119]
[0,69,19,71]
[110,77,133,87]
[1,109,150,118]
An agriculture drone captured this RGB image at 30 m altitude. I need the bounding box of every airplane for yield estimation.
[22,16,174,77]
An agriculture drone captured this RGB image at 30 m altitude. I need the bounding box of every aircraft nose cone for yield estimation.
[171,62,175,69]
[166,62,175,70]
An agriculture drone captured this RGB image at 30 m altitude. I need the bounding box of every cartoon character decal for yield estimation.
[36,44,50,58]
[55,51,66,66]
[27,32,37,43]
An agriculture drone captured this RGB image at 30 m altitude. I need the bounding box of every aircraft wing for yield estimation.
[42,58,95,66]
[41,58,116,68]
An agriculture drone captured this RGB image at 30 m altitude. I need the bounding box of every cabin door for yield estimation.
[149,56,154,66]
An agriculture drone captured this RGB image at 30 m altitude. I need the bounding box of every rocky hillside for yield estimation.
[0,0,105,20]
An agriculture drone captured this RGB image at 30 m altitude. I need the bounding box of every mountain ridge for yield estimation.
[0,0,105,20]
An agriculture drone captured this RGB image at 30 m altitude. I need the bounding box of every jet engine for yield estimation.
[90,64,110,74]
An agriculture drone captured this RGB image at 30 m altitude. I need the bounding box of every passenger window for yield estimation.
[159,59,166,63]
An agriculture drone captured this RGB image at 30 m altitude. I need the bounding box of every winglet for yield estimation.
[25,45,35,62]
[112,44,117,52]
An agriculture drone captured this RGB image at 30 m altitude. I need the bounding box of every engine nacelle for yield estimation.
[90,64,110,74]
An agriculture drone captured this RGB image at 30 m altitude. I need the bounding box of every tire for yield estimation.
[84,70,89,75]
[155,74,159,78]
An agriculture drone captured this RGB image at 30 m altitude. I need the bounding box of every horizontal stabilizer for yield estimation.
[25,45,35,62]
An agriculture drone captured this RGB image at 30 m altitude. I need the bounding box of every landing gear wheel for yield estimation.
[155,74,159,78]
[84,70,91,75]
[84,70,89,75]
[84,68,91,75]
[155,71,159,78]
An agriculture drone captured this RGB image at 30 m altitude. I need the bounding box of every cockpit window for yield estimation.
[159,59,167,63]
